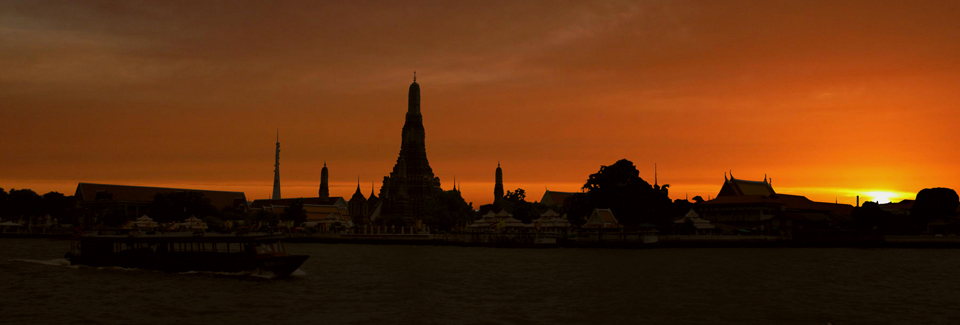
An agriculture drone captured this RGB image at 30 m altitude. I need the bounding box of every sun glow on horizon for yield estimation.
[774,187,916,206]
[864,191,901,204]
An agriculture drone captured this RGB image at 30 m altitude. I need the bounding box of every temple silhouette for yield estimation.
[378,74,442,221]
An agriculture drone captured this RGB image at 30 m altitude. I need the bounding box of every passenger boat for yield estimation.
[65,233,309,277]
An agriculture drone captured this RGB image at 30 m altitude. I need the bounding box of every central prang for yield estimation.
[379,75,442,222]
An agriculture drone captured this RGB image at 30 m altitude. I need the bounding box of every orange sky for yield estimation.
[2,0,959,207]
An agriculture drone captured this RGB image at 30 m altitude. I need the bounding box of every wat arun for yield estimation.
[379,74,442,221]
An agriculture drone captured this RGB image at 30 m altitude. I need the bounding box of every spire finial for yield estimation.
[764,174,768,183]
[324,161,326,168]
[414,71,416,82]
[276,128,279,143]
[729,170,734,179]
[655,163,658,186]
[724,172,728,181]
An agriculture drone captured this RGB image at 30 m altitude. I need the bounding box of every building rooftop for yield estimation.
[250,197,345,209]
[75,182,247,210]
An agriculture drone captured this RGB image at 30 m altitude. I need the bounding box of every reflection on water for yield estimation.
[2,239,958,325]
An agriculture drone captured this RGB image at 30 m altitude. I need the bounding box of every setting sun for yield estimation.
[865,191,901,204]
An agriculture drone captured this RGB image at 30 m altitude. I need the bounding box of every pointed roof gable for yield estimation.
[717,177,775,197]
[583,208,618,228]
[540,209,560,217]
[540,190,577,206]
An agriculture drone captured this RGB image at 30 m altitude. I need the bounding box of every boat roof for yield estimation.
[77,233,288,243]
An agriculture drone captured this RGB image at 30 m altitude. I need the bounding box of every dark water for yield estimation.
[2,239,958,325]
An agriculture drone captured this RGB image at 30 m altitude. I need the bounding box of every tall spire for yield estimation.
[654,163,658,186]
[494,163,504,205]
[408,72,420,114]
[319,161,329,201]
[272,130,281,199]
[354,175,363,195]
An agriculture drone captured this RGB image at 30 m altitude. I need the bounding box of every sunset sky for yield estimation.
[2,0,959,207]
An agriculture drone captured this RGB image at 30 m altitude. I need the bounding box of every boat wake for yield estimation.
[177,268,306,280]
[11,258,305,279]
[11,258,78,268]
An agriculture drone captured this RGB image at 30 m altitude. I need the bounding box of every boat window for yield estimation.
[255,243,277,255]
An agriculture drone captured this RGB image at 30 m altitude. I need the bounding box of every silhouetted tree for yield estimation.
[561,193,591,226]
[6,189,45,221]
[246,209,279,228]
[500,188,539,223]
[97,205,128,227]
[581,159,671,227]
[477,204,498,218]
[148,191,220,223]
[504,188,526,203]
[202,216,225,232]
[692,196,705,203]
[282,198,308,226]
[852,201,892,233]
[42,191,76,223]
[220,205,248,221]
[911,188,960,226]
[0,188,7,219]
[671,199,694,220]
[511,201,539,224]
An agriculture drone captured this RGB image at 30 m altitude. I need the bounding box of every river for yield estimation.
[2,239,958,324]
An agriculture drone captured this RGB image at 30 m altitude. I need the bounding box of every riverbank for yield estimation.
[285,233,960,248]
[7,231,960,248]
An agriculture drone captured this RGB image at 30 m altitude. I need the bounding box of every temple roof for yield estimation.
[699,194,853,216]
[540,209,560,217]
[718,177,775,197]
[250,196,346,209]
[583,208,618,228]
[351,185,366,201]
[540,190,577,206]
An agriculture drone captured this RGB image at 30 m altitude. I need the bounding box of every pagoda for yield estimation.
[379,74,442,221]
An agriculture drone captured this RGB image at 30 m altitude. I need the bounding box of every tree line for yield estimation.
[0,188,80,225]
[479,159,692,228]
